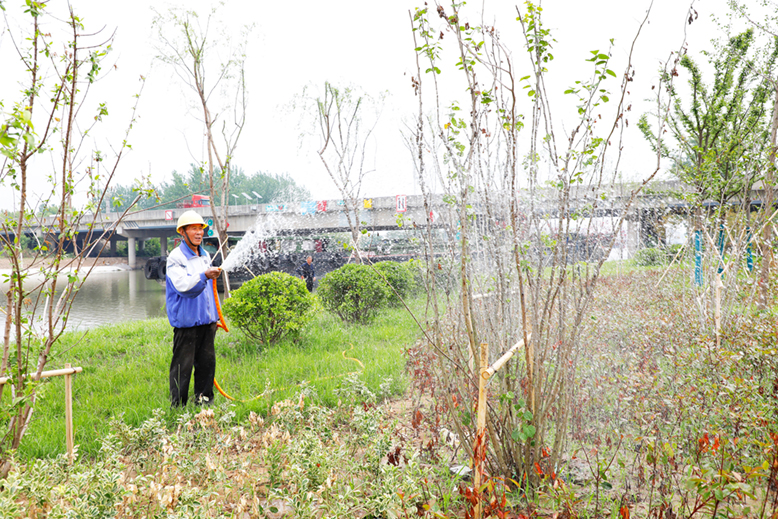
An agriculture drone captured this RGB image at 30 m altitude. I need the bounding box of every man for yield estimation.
[165,210,222,406]
[296,255,316,292]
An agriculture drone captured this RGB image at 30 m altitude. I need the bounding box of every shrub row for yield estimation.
[633,244,687,266]
[221,261,421,345]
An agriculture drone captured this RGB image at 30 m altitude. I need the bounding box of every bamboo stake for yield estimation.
[0,366,82,385]
[64,363,74,463]
[474,342,489,519]
[0,365,81,463]
[483,334,532,380]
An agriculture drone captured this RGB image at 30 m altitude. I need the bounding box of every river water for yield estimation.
[1,268,167,332]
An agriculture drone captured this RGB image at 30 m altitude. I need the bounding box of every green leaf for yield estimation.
[511,428,520,442]
[0,133,15,147]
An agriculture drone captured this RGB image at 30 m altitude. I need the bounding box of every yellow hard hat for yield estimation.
[176,210,207,233]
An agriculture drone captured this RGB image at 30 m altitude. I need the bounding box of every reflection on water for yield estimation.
[2,269,167,332]
[65,269,167,330]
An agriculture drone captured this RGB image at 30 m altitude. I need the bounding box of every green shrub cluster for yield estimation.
[317,264,391,324]
[222,271,312,345]
[372,261,417,305]
[632,247,666,267]
[665,243,686,262]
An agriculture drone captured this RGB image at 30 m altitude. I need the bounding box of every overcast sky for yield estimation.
[0,0,744,210]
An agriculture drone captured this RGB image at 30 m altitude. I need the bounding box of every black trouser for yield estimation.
[170,323,217,406]
[305,277,314,292]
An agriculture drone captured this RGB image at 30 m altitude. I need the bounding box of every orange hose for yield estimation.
[212,271,231,399]
[213,345,365,404]
[212,274,229,332]
[213,377,235,401]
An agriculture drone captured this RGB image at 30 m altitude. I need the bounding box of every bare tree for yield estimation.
[405,1,689,497]
[315,82,382,262]
[152,5,251,294]
[0,1,145,477]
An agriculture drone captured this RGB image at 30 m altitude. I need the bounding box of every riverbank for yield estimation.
[6,297,442,517]
[18,296,422,458]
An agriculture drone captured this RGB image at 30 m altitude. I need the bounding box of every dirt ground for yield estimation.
[0,256,141,270]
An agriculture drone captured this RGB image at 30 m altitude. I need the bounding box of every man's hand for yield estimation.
[205,267,222,280]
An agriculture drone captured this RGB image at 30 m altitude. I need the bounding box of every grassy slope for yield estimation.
[20,298,424,459]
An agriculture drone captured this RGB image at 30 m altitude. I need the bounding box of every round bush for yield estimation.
[633,247,666,267]
[372,261,417,305]
[318,264,391,324]
[222,271,313,346]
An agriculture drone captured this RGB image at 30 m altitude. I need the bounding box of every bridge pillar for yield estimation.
[129,269,137,301]
[110,237,117,256]
[160,235,168,256]
[128,237,136,269]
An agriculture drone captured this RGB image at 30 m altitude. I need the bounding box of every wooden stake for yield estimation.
[474,342,489,519]
[64,363,74,463]
[0,365,82,385]
[483,334,531,380]
[0,364,82,461]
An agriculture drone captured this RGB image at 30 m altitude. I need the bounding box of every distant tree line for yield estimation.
[87,165,311,214]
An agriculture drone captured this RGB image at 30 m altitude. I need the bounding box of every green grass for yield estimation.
[19,297,426,459]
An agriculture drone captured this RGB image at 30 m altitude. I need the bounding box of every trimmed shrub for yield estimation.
[404,258,426,293]
[222,271,313,345]
[633,247,666,267]
[372,261,417,305]
[318,264,391,324]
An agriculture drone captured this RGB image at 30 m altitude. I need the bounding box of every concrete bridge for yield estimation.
[28,181,770,268]
[37,194,438,267]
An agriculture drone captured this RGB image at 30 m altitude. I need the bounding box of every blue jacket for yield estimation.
[165,243,218,329]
